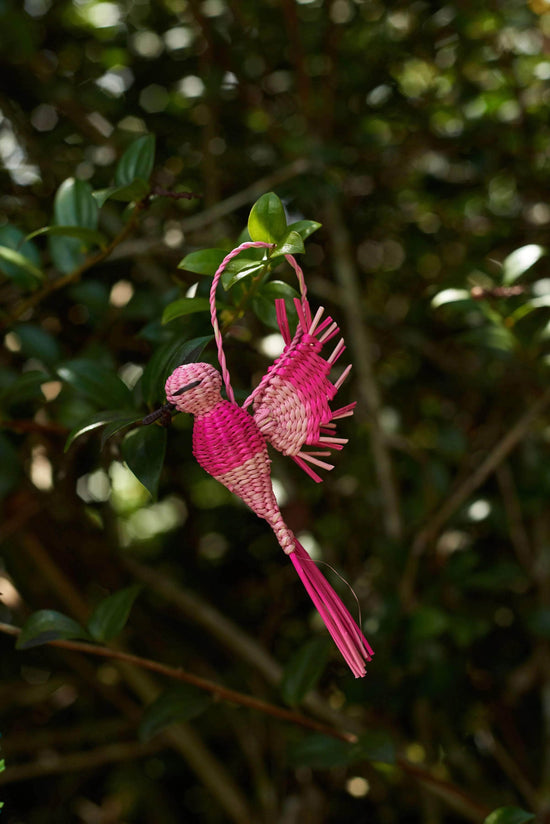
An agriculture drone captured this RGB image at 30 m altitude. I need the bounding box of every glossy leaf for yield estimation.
[26,225,107,248]
[287,219,322,240]
[115,134,156,186]
[220,259,266,290]
[87,584,142,642]
[139,686,212,741]
[93,178,150,207]
[288,734,354,769]
[16,610,90,650]
[252,280,299,329]
[53,178,98,229]
[57,359,134,409]
[280,636,331,706]
[248,192,287,243]
[0,245,44,284]
[177,248,227,275]
[271,230,305,258]
[161,297,212,325]
[121,425,167,498]
[50,178,99,274]
[431,289,473,309]
[502,245,545,285]
[65,409,143,452]
[484,807,535,824]
[0,224,42,288]
[140,335,212,407]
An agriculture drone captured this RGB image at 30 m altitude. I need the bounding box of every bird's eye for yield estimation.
[173,378,202,396]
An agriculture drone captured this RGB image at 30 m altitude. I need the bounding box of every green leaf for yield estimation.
[121,425,167,498]
[140,335,212,407]
[0,245,44,284]
[459,325,516,352]
[177,248,227,275]
[87,584,142,642]
[220,259,266,290]
[65,409,143,452]
[288,734,354,769]
[502,245,545,285]
[50,178,99,274]
[0,224,42,288]
[352,730,396,765]
[13,323,61,367]
[57,359,134,409]
[16,610,90,650]
[251,280,299,329]
[93,178,150,207]
[271,230,305,258]
[53,178,98,229]
[139,686,211,741]
[0,370,48,407]
[248,192,288,243]
[280,637,331,706]
[25,225,107,248]
[484,807,535,824]
[162,297,212,325]
[115,134,156,186]
[287,219,322,241]
[431,289,473,309]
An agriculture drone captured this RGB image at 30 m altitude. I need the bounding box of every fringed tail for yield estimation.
[289,540,374,678]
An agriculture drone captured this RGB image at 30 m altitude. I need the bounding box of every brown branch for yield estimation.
[0,623,356,744]
[0,738,164,785]
[401,388,550,607]
[0,419,68,436]
[395,758,491,823]
[17,531,254,824]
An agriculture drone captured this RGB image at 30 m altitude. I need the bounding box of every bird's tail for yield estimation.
[289,539,374,678]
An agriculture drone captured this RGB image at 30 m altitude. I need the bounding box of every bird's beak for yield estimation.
[142,402,176,426]
[141,379,202,426]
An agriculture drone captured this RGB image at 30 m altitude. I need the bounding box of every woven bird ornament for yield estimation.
[163,241,373,677]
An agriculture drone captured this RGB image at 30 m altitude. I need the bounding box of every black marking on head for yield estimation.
[173,378,202,396]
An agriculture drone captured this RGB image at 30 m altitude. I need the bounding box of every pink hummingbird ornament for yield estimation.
[164,241,373,677]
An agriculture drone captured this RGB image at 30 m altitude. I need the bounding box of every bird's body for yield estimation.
[163,243,373,677]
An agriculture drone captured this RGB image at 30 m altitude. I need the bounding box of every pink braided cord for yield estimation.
[209,242,308,401]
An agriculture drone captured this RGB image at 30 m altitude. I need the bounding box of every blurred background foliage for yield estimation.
[1,0,550,822]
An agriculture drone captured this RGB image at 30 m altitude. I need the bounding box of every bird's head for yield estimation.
[165,362,222,415]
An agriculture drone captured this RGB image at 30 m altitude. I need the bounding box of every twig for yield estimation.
[0,623,356,744]
[495,462,533,572]
[0,738,163,785]
[0,419,68,436]
[17,532,254,824]
[395,758,491,823]
[471,285,527,299]
[177,158,311,233]
[401,388,550,607]
[323,198,403,541]
[151,187,202,201]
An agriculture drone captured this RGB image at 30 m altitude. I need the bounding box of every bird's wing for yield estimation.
[243,297,356,483]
